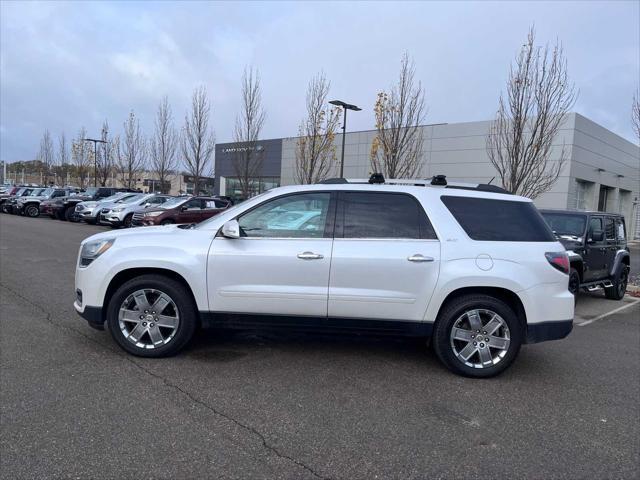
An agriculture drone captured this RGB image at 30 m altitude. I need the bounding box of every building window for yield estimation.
[597,185,611,212]
[618,189,630,215]
[575,180,588,210]
[225,176,280,203]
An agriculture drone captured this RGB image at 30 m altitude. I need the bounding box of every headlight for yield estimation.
[113,207,126,212]
[145,211,164,217]
[79,238,115,267]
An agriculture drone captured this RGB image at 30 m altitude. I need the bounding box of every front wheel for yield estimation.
[123,213,133,228]
[432,294,523,378]
[25,204,40,217]
[605,266,629,300]
[65,207,79,222]
[160,219,174,225]
[106,274,197,357]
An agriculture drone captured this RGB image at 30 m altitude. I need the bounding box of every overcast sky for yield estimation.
[1,0,638,163]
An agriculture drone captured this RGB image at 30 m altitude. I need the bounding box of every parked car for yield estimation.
[75,192,141,225]
[1,187,39,213]
[0,186,21,205]
[74,174,574,377]
[53,187,138,221]
[15,188,72,217]
[540,209,630,300]
[130,196,230,226]
[99,194,173,228]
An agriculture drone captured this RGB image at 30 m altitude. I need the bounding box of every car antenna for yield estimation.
[487,176,495,185]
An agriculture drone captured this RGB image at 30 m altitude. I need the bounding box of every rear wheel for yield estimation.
[605,266,629,300]
[106,274,197,357]
[432,294,523,378]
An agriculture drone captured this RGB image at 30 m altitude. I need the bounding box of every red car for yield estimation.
[131,196,230,226]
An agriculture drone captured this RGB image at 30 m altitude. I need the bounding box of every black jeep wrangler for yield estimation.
[541,210,630,300]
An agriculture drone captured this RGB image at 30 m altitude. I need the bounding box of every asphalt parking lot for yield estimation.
[1,213,639,479]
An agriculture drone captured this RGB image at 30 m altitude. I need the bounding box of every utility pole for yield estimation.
[329,100,361,178]
[82,138,106,187]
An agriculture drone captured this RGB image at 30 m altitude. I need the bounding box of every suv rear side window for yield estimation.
[605,218,615,241]
[340,192,436,239]
[442,196,555,242]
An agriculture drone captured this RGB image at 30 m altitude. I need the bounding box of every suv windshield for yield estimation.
[541,213,586,238]
[39,188,53,197]
[84,187,99,196]
[117,194,144,204]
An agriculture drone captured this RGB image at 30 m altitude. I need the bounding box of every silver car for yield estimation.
[99,194,172,228]
[75,192,140,224]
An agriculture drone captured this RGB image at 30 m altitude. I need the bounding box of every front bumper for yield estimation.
[74,300,104,330]
[100,211,126,226]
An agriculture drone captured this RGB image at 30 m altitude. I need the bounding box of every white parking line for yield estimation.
[576,298,640,326]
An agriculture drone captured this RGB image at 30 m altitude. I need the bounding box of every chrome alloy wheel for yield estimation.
[449,309,510,369]
[118,289,180,349]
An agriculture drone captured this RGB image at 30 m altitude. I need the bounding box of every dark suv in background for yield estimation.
[541,209,630,300]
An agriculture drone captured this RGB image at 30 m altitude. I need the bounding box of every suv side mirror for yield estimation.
[221,220,240,239]
[180,205,188,211]
[588,230,604,243]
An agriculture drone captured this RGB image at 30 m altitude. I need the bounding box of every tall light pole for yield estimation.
[329,100,361,178]
[82,138,107,187]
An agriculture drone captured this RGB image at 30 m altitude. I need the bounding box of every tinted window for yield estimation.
[341,192,436,239]
[442,196,555,242]
[184,199,203,210]
[604,218,615,240]
[239,193,331,238]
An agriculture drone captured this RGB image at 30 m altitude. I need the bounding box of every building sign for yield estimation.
[221,145,265,154]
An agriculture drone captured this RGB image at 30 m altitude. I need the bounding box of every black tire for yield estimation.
[160,219,174,225]
[25,204,40,218]
[55,209,66,220]
[432,294,523,378]
[84,218,97,225]
[123,213,133,228]
[568,268,581,303]
[605,266,629,300]
[65,207,79,222]
[48,214,56,219]
[106,274,198,357]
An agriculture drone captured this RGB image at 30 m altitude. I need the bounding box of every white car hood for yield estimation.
[81,224,182,245]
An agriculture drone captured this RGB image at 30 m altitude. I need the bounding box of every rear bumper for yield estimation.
[525,319,573,344]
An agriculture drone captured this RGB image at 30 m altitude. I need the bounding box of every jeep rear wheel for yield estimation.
[433,294,523,378]
[106,274,197,357]
[605,266,629,300]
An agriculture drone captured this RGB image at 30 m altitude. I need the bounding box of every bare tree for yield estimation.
[96,120,115,187]
[150,96,178,193]
[232,67,266,199]
[181,86,215,195]
[370,53,426,179]
[295,73,340,184]
[71,127,91,188]
[37,129,55,185]
[486,27,577,199]
[117,111,146,189]
[57,132,70,185]
[632,89,640,143]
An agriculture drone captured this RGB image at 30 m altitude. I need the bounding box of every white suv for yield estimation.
[74,176,574,377]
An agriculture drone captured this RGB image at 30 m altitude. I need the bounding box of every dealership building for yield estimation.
[215,113,640,238]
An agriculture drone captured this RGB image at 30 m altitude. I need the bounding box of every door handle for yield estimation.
[297,251,324,260]
[408,254,434,263]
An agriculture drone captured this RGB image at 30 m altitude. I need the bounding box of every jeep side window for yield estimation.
[604,218,615,242]
[615,218,626,242]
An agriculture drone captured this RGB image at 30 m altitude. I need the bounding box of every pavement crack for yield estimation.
[127,358,332,480]
[0,282,332,480]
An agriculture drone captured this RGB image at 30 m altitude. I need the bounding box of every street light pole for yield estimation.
[329,100,361,178]
[83,138,107,187]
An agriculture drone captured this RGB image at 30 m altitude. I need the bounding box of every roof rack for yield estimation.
[316,173,511,194]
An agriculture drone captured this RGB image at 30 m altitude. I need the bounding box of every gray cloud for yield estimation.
[1,0,638,162]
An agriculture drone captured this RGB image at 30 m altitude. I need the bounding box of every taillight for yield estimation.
[545,252,569,274]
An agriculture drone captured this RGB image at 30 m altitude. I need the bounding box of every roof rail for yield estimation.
[315,175,511,194]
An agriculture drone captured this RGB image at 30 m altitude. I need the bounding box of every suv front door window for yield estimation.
[329,192,440,321]
[208,192,333,316]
